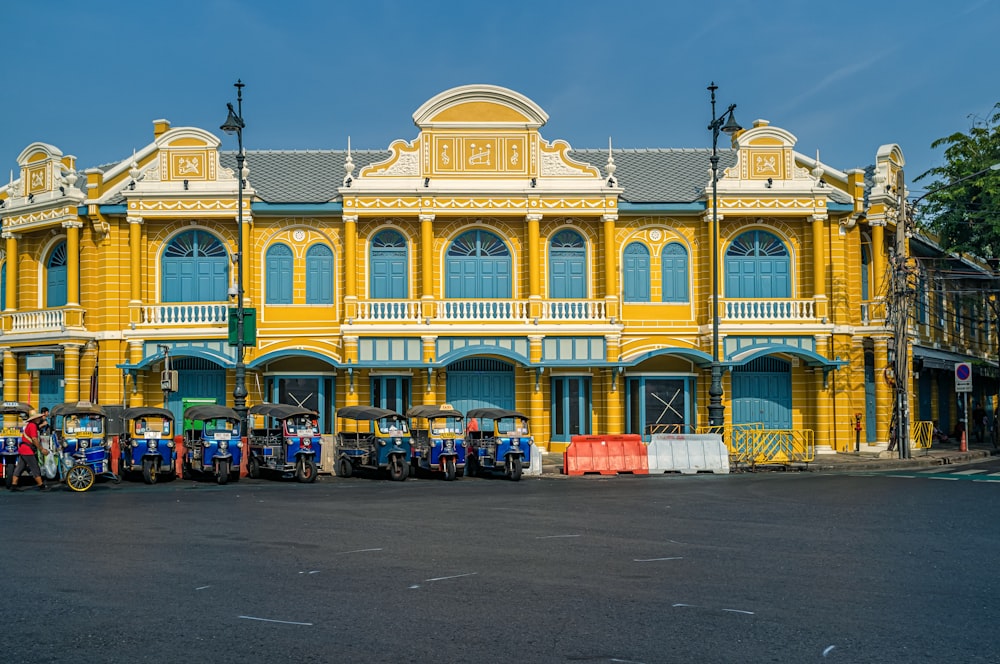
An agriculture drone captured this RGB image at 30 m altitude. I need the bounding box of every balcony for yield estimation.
[353,299,609,323]
[1,307,86,334]
[723,299,816,321]
[136,303,229,327]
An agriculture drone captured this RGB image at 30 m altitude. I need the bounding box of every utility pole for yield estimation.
[893,168,911,458]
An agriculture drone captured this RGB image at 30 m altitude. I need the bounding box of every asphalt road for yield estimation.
[2,470,998,663]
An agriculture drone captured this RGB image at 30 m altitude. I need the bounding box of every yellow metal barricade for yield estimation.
[911,420,933,450]
[696,422,762,464]
[747,428,815,466]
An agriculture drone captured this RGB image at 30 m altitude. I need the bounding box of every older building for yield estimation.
[1,84,993,457]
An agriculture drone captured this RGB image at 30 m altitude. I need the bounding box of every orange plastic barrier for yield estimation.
[110,436,120,475]
[563,434,648,476]
[240,437,249,477]
[175,435,185,477]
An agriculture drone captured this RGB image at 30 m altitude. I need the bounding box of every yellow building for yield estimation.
[0,84,993,455]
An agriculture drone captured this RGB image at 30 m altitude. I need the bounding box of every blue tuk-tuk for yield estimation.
[120,406,177,484]
[0,402,32,489]
[248,403,321,483]
[334,406,411,481]
[464,408,532,481]
[182,405,242,485]
[407,404,466,481]
[50,401,120,492]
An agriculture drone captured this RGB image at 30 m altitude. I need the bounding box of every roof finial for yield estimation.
[343,136,355,187]
[811,149,824,182]
[605,136,617,187]
[129,149,140,181]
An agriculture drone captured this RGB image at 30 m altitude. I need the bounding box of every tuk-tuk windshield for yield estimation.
[284,416,317,436]
[430,417,463,435]
[379,418,409,436]
[496,417,529,436]
[64,415,104,436]
[136,417,171,437]
[203,418,237,438]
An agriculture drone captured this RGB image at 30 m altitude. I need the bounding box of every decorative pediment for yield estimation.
[413,84,548,129]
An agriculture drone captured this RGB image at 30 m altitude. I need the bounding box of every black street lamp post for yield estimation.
[707,82,741,428]
[221,80,248,435]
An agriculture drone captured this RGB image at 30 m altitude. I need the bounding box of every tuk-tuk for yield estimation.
[120,406,177,484]
[50,401,119,492]
[464,408,532,481]
[0,402,33,489]
[334,406,411,481]
[181,405,242,485]
[407,404,466,481]
[247,403,321,483]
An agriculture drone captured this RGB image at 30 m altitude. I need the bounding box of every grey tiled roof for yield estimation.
[570,148,735,204]
[221,150,390,204]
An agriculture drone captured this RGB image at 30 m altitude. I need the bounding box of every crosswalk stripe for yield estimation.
[989,472,1000,477]
[952,469,989,475]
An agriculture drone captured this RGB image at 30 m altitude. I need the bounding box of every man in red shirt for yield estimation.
[10,410,49,491]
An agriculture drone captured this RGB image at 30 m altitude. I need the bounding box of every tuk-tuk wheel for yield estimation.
[388,454,407,481]
[336,457,353,478]
[506,456,523,482]
[3,463,13,489]
[217,460,231,485]
[295,457,317,483]
[142,458,158,485]
[443,457,457,481]
[66,464,96,492]
[247,455,260,479]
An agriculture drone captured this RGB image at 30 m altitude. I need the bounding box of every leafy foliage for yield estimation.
[914,103,1000,259]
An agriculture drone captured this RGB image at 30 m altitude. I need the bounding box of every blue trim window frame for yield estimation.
[161,229,229,303]
[266,375,335,434]
[370,229,408,299]
[661,242,689,302]
[549,375,592,441]
[624,375,694,441]
[265,243,293,304]
[370,375,411,417]
[305,244,334,305]
[724,229,790,299]
[548,229,587,299]
[445,229,512,299]
[622,242,650,302]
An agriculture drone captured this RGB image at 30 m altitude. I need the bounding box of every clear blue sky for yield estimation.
[4,0,997,196]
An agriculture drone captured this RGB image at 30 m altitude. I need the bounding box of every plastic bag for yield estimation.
[40,446,58,479]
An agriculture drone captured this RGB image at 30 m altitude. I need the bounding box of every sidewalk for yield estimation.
[538,438,1000,476]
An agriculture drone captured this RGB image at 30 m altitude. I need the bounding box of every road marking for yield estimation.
[823,645,836,657]
[337,547,383,554]
[635,557,683,562]
[536,534,581,539]
[672,603,696,607]
[195,585,210,590]
[426,572,477,582]
[722,609,754,615]
[952,469,989,475]
[927,476,960,480]
[238,615,313,626]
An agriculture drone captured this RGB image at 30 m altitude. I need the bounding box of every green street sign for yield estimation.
[228,307,257,346]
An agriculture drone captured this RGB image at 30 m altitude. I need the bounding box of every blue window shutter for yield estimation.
[371,230,408,299]
[306,244,333,304]
[549,230,586,299]
[46,241,68,307]
[162,230,228,303]
[661,243,688,302]
[623,242,650,302]
[266,244,293,304]
[445,230,510,298]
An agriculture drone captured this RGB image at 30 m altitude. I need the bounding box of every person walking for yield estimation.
[9,409,50,491]
[972,402,987,444]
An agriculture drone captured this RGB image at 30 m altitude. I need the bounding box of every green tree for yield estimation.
[915,102,1000,258]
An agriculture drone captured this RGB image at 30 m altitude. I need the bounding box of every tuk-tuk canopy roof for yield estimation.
[407,405,464,420]
[465,408,529,421]
[122,406,175,422]
[0,401,33,415]
[249,403,318,420]
[50,402,108,418]
[184,405,239,422]
[337,405,404,421]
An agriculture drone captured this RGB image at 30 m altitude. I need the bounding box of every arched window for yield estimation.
[445,229,511,299]
[661,242,689,302]
[370,229,408,299]
[162,230,229,302]
[860,239,871,301]
[622,242,650,302]
[548,229,586,299]
[46,241,68,307]
[265,244,293,304]
[305,244,333,304]
[724,230,790,298]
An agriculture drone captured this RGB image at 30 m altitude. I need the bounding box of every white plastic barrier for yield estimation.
[524,443,542,476]
[647,434,730,474]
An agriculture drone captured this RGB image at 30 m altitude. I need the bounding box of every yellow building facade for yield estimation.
[1,85,994,454]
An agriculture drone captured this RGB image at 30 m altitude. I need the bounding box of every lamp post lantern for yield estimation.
[221,79,248,435]
[707,82,741,428]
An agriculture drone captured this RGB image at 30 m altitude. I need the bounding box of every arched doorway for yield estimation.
[731,357,792,429]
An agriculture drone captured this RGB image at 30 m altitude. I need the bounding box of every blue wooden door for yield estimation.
[445,359,515,417]
[918,371,933,421]
[864,350,877,442]
[550,376,592,441]
[167,360,227,424]
[549,230,586,299]
[47,242,68,307]
[622,243,650,302]
[306,244,334,304]
[370,230,407,299]
[370,376,411,416]
[661,243,689,302]
[445,230,511,299]
[724,230,790,298]
[38,364,65,410]
[731,357,792,429]
[162,231,229,302]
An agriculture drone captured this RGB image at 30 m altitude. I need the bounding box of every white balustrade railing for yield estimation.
[544,300,608,321]
[140,303,229,326]
[8,309,67,332]
[436,300,530,322]
[723,299,815,321]
[356,300,421,322]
